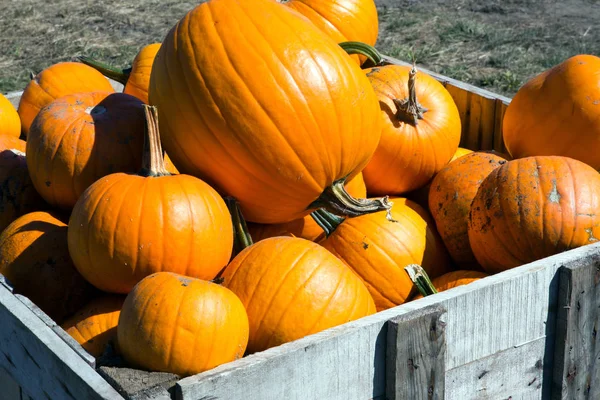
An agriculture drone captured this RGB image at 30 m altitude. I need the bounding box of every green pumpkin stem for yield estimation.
[338,41,383,66]
[225,197,254,258]
[140,105,171,177]
[78,56,132,85]
[310,209,344,238]
[393,64,428,126]
[310,179,393,219]
[404,264,438,297]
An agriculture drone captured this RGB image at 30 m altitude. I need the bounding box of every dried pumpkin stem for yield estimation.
[393,64,428,126]
[78,56,132,85]
[338,41,384,66]
[225,197,254,257]
[310,179,393,219]
[404,264,438,297]
[140,105,171,177]
[310,209,345,237]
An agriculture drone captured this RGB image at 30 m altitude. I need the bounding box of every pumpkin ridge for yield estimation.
[70,112,91,201]
[564,158,578,249]
[165,277,188,370]
[130,178,149,273]
[514,158,539,259]
[361,214,421,263]
[176,178,196,272]
[138,277,172,353]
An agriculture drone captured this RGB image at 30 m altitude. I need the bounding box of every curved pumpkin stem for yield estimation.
[310,209,345,238]
[140,105,171,177]
[338,41,383,66]
[393,64,428,126]
[225,197,254,258]
[78,56,131,85]
[310,179,393,219]
[404,264,438,297]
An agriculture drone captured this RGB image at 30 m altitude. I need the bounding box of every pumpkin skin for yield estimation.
[503,55,600,170]
[118,272,249,376]
[149,0,382,224]
[412,270,488,300]
[450,147,473,162]
[0,148,46,232]
[320,198,451,310]
[17,62,114,136]
[0,211,97,323]
[61,295,126,357]
[123,43,161,104]
[26,92,146,210]
[362,65,461,195]
[248,172,367,242]
[222,236,376,354]
[429,152,508,268]
[0,94,21,138]
[469,156,600,273]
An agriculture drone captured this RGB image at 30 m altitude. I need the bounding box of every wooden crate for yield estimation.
[1,56,598,400]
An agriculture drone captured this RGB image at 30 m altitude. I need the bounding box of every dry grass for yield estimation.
[1,0,600,96]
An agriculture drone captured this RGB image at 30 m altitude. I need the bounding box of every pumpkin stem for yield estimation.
[310,209,345,237]
[338,41,383,66]
[225,197,254,257]
[393,64,428,126]
[310,178,393,219]
[78,56,132,85]
[404,264,438,297]
[140,105,171,177]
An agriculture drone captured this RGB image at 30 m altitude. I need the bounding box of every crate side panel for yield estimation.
[0,367,21,400]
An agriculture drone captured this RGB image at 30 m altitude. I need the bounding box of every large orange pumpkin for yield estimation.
[503,55,600,170]
[318,198,451,310]
[469,156,600,273]
[429,152,508,268]
[222,236,376,354]
[17,62,114,136]
[149,0,385,224]
[26,92,147,210]
[0,94,21,138]
[412,270,488,300]
[118,272,249,376]
[0,211,97,323]
[68,106,233,294]
[61,294,126,357]
[362,65,461,195]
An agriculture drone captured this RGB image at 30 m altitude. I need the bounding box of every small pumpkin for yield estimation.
[222,235,375,354]
[469,156,600,273]
[118,272,249,376]
[60,295,126,357]
[0,211,97,323]
[68,106,233,293]
[362,64,461,195]
[503,55,600,169]
[26,92,146,209]
[17,62,114,136]
[429,152,508,268]
[0,94,21,138]
[318,198,451,310]
[411,270,488,300]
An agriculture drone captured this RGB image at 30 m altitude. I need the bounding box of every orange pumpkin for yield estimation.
[248,172,367,242]
[222,236,375,353]
[0,94,21,138]
[149,0,385,224]
[0,211,97,323]
[412,270,488,300]
[450,147,473,162]
[318,198,451,310]
[0,147,46,232]
[17,62,114,136]
[469,156,600,273]
[68,106,233,293]
[118,272,249,376]
[503,55,600,169]
[429,152,508,268]
[362,65,461,195]
[61,295,126,357]
[163,152,179,174]
[26,92,146,210]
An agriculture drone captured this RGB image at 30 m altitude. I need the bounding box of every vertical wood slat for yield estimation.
[552,259,600,399]
[386,305,447,400]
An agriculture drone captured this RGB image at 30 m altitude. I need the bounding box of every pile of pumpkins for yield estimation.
[1,0,600,379]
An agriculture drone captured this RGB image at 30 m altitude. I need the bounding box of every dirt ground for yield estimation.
[1,0,599,96]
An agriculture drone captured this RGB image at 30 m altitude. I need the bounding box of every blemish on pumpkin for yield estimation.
[178,276,192,287]
[585,228,598,242]
[366,67,380,77]
[362,242,369,250]
[453,191,459,200]
[548,179,561,203]
[45,181,51,187]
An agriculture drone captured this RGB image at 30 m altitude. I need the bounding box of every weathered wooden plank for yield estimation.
[446,336,547,400]
[552,258,600,399]
[0,367,21,400]
[493,100,509,153]
[0,284,123,400]
[386,305,446,400]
